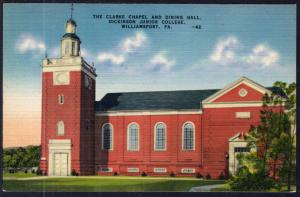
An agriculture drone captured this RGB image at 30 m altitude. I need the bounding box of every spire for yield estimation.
[70,3,74,19]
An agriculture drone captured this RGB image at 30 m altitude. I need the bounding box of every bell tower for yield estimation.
[39,6,97,176]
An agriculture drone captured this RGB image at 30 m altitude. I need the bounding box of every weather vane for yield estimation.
[70,3,74,19]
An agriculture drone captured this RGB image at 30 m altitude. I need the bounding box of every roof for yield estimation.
[62,33,81,41]
[67,18,77,26]
[95,87,286,112]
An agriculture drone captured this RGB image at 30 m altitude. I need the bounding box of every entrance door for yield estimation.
[233,147,250,174]
[54,153,68,176]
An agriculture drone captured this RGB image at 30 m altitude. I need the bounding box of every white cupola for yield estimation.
[60,18,81,57]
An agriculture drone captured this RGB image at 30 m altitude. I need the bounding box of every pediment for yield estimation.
[203,76,271,103]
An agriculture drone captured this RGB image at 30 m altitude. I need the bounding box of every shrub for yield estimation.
[169,171,175,177]
[229,167,276,191]
[24,169,28,174]
[196,173,203,179]
[141,171,147,177]
[31,169,35,174]
[206,173,211,179]
[113,171,118,176]
[36,169,42,175]
[218,172,226,180]
[71,169,78,176]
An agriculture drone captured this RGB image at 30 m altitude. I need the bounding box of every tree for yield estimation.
[230,81,296,191]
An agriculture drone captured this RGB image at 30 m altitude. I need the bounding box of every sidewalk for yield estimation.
[189,184,225,192]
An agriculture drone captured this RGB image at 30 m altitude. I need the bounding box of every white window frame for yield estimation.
[182,121,195,151]
[58,94,64,105]
[101,123,113,151]
[127,168,139,173]
[127,122,140,151]
[100,167,112,172]
[154,122,167,151]
[181,168,196,173]
[153,168,167,173]
[57,120,65,136]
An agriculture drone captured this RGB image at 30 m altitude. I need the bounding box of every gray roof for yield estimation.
[95,87,285,112]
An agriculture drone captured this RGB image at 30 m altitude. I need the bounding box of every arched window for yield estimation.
[102,123,113,150]
[182,122,195,150]
[154,122,166,151]
[57,121,65,136]
[127,123,139,151]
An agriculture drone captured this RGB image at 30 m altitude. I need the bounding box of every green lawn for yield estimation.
[3,171,38,178]
[3,177,225,192]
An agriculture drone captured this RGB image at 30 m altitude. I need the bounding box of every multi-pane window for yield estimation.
[102,124,113,150]
[183,123,194,150]
[155,123,166,150]
[127,123,139,151]
[57,121,65,136]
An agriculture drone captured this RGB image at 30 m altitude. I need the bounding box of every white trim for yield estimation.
[96,110,202,117]
[101,123,113,151]
[154,122,167,151]
[202,76,271,103]
[43,65,96,80]
[127,122,140,151]
[182,121,195,151]
[202,101,264,108]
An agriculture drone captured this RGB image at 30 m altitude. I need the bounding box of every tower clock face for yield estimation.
[53,71,70,85]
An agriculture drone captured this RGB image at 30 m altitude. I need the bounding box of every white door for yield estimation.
[54,153,68,176]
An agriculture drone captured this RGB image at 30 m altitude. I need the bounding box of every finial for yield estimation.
[70,3,74,19]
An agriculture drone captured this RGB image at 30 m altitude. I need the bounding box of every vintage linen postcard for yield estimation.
[3,3,296,192]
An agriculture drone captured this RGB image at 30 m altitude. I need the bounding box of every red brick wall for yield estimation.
[95,114,203,176]
[202,107,262,178]
[40,71,95,175]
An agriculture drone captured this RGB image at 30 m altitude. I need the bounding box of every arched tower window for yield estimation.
[154,122,166,151]
[102,123,113,150]
[57,121,65,136]
[182,122,195,150]
[127,123,139,151]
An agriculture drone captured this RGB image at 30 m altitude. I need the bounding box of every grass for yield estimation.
[3,171,38,178]
[3,177,225,192]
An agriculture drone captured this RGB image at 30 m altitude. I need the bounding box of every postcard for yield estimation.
[3,3,296,192]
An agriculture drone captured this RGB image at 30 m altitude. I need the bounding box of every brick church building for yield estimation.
[39,17,284,178]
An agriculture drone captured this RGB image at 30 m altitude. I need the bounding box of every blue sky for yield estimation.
[3,3,296,147]
[4,4,296,100]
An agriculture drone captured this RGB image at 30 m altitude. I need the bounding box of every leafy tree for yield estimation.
[3,145,41,169]
[230,81,296,191]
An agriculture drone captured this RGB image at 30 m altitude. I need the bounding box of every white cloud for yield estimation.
[16,34,46,54]
[148,51,176,72]
[245,44,280,68]
[210,36,240,65]
[98,52,125,65]
[120,31,148,53]
[48,47,60,57]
